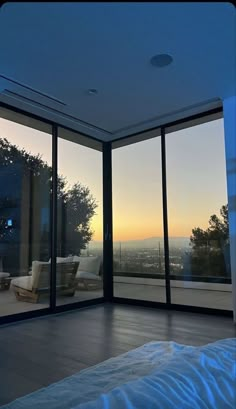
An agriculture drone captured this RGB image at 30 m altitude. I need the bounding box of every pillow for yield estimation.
[73,256,101,276]
[76,271,101,280]
[31,259,78,289]
[11,276,33,291]
[48,256,74,263]
[57,256,74,263]
[31,261,49,289]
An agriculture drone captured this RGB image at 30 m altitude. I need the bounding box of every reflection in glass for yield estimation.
[0,113,51,316]
[56,129,103,305]
[166,119,232,309]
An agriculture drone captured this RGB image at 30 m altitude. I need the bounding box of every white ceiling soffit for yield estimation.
[0,2,235,142]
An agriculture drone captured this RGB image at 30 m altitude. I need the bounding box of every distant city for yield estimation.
[85,236,190,249]
[81,237,191,276]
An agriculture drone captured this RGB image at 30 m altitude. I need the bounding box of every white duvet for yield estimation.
[2,338,236,409]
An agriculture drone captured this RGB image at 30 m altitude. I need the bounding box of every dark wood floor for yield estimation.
[0,303,235,406]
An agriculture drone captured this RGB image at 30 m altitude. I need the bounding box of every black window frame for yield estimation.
[0,102,232,326]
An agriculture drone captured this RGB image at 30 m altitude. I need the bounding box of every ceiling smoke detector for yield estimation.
[150,54,173,67]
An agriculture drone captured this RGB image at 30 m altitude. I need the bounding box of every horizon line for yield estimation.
[90,236,191,243]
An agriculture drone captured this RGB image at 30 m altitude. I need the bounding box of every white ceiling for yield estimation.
[0,2,235,141]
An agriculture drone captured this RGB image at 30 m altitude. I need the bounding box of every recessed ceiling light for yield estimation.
[87,89,98,95]
[150,54,173,67]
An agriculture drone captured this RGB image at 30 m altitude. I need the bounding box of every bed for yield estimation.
[2,338,236,409]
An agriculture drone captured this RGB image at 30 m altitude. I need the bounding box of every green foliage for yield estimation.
[59,182,97,255]
[0,137,98,255]
[0,137,50,177]
[190,205,230,278]
[190,204,229,248]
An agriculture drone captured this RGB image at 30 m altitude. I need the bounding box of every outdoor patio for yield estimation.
[0,287,103,316]
[114,283,232,310]
[0,280,232,317]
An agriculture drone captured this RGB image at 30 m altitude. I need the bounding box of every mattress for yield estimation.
[2,338,236,409]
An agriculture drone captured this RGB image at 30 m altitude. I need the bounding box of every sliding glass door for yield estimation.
[166,118,232,310]
[0,106,104,322]
[56,128,103,306]
[0,104,232,322]
[112,137,166,302]
[112,115,231,311]
[0,108,52,317]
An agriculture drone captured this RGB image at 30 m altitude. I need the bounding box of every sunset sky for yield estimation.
[113,118,227,240]
[0,116,227,242]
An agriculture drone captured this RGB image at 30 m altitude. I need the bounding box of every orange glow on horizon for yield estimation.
[91,218,210,241]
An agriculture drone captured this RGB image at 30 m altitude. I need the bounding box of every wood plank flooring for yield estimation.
[0,303,235,406]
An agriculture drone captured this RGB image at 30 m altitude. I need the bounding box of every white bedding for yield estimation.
[2,338,236,409]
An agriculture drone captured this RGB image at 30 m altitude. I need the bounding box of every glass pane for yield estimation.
[166,118,232,310]
[0,110,52,316]
[112,137,165,302]
[56,128,103,305]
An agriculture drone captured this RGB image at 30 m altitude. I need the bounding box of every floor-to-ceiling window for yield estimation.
[112,113,232,311]
[0,108,52,317]
[112,136,166,302]
[165,117,231,310]
[56,128,103,305]
[0,105,232,323]
[0,107,104,323]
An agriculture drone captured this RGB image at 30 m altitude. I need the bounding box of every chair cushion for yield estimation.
[11,276,32,291]
[29,260,78,289]
[32,261,49,289]
[48,257,74,263]
[0,272,10,278]
[73,256,101,275]
[76,271,101,281]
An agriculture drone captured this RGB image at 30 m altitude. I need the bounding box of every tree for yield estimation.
[0,137,98,260]
[0,137,50,177]
[59,182,97,255]
[190,205,230,278]
[190,204,229,248]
